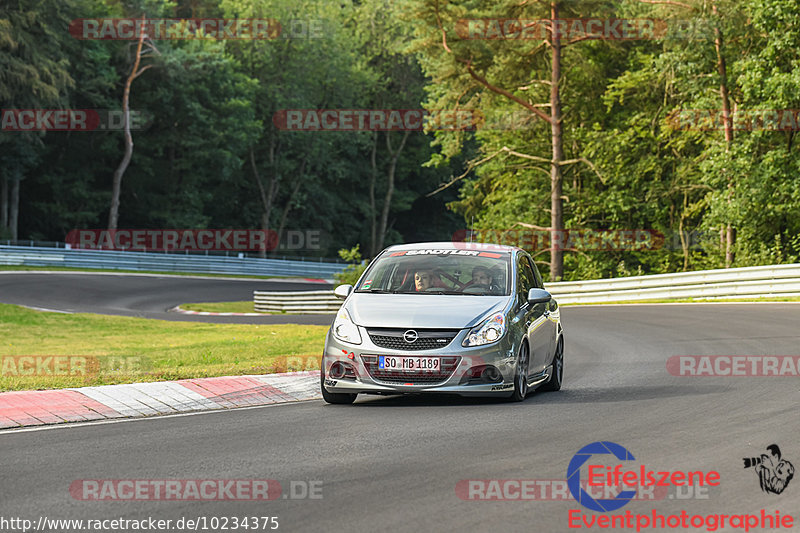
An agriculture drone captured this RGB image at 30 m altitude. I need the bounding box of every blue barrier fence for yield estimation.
[0,244,347,278]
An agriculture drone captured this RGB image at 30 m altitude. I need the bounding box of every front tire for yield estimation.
[320,365,357,405]
[540,336,563,392]
[509,342,530,402]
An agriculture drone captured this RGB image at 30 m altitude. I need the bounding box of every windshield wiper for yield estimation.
[420,290,466,295]
[359,289,482,295]
[358,289,399,294]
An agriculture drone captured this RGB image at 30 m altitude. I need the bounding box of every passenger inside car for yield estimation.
[414,270,434,291]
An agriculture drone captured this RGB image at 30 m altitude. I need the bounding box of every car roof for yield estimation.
[383,241,520,253]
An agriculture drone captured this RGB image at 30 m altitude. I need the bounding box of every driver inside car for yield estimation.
[470,266,493,288]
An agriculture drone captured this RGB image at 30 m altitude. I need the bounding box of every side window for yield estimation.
[527,257,544,289]
[516,256,534,304]
[522,257,537,292]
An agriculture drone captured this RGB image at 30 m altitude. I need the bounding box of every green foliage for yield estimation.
[2,0,799,279]
[337,244,362,263]
[2,0,463,257]
[407,0,800,280]
[334,245,367,286]
[334,262,369,287]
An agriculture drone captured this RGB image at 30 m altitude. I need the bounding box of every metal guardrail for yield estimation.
[252,263,800,313]
[548,264,800,303]
[0,245,347,278]
[254,290,342,314]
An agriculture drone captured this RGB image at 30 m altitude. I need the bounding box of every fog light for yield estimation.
[481,366,502,383]
[329,361,346,379]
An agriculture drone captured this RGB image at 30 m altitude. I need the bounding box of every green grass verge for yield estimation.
[0,303,327,392]
[180,301,258,313]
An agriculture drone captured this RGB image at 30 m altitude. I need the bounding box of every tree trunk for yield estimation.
[251,144,280,258]
[679,193,689,271]
[713,3,735,267]
[1,177,7,233]
[549,2,565,281]
[9,177,19,241]
[275,160,306,249]
[369,132,378,257]
[108,125,133,231]
[376,130,410,252]
[108,19,150,231]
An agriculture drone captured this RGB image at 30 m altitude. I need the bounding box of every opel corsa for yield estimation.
[320,242,564,404]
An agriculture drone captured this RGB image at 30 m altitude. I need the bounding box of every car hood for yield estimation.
[345,293,510,329]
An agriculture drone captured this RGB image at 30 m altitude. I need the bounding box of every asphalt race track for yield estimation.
[0,272,334,324]
[2,304,799,532]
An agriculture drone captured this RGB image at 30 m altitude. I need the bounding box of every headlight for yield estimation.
[462,312,506,347]
[332,308,362,345]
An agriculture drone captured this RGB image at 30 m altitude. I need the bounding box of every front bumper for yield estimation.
[322,326,518,397]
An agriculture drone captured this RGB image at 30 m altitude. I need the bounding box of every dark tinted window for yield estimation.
[516,256,534,303]
[527,257,544,288]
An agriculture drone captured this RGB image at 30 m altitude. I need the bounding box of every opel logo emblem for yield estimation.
[403,330,418,343]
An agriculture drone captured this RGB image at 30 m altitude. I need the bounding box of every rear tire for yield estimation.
[540,337,563,392]
[320,365,357,405]
[509,342,530,402]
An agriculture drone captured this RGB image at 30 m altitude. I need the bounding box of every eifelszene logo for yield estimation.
[743,444,795,495]
[567,441,721,512]
[567,441,638,512]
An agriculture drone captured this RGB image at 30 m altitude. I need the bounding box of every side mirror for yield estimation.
[527,288,552,304]
[334,284,353,299]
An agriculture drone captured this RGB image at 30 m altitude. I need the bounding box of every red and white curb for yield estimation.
[0,371,320,429]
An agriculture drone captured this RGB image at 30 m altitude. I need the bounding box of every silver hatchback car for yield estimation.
[320,242,564,404]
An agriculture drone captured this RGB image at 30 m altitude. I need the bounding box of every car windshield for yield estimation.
[355,248,512,295]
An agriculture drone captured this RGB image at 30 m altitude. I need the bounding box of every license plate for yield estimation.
[378,356,440,372]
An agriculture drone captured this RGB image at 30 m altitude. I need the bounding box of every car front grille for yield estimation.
[366,328,460,351]
[361,355,461,385]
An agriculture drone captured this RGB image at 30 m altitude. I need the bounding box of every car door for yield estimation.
[528,256,557,371]
[516,255,550,376]
[520,254,555,375]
